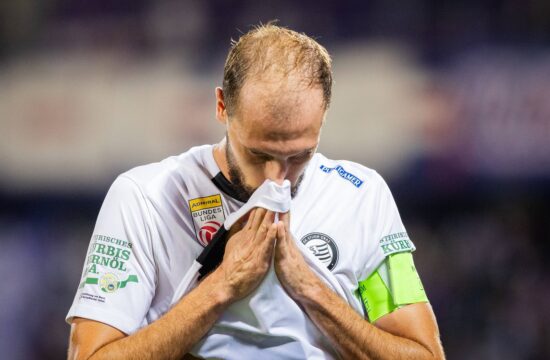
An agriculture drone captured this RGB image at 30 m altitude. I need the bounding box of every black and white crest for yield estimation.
[300,232,339,271]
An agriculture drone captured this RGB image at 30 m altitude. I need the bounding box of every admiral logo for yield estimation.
[190,196,222,210]
[189,194,225,246]
[319,165,364,188]
[300,232,339,271]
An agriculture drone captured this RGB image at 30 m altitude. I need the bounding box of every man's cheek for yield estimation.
[243,165,267,184]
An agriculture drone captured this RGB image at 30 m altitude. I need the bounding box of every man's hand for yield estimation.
[216,208,278,302]
[68,208,279,360]
[272,212,445,360]
[273,212,320,301]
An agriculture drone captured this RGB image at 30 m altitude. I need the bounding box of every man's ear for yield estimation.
[215,87,228,124]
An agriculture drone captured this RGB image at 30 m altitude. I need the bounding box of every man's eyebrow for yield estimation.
[247,147,315,157]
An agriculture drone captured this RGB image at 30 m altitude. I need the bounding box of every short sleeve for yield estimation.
[358,173,416,280]
[66,175,156,335]
[356,174,430,321]
[372,174,415,256]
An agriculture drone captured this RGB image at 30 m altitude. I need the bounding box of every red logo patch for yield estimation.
[198,221,222,246]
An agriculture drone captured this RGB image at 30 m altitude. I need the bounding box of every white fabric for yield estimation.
[223,179,292,229]
[170,260,202,305]
[66,144,414,359]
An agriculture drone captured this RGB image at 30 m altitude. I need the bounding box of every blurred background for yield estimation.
[1,0,549,359]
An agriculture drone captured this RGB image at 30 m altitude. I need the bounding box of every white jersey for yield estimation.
[66,144,414,359]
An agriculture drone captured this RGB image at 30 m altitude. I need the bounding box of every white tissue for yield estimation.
[223,179,291,229]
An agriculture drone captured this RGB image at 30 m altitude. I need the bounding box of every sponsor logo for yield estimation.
[198,220,222,245]
[189,194,225,246]
[80,274,139,293]
[300,232,339,271]
[79,293,105,303]
[85,235,133,274]
[78,234,139,294]
[319,165,364,188]
[379,232,415,255]
[99,273,119,293]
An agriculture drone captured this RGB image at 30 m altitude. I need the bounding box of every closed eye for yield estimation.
[289,151,314,163]
[249,150,273,162]
[247,148,314,163]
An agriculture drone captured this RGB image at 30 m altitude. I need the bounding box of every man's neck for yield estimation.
[212,138,230,180]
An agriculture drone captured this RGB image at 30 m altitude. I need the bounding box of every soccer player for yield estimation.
[67,24,445,359]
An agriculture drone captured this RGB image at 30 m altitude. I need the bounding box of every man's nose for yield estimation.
[265,160,289,185]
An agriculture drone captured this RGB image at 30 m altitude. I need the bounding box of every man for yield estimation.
[67,24,445,359]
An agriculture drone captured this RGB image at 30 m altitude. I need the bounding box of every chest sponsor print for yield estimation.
[189,194,226,246]
[319,164,364,188]
[300,232,339,271]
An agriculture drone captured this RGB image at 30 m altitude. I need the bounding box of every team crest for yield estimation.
[300,232,339,271]
[189,194,225,246]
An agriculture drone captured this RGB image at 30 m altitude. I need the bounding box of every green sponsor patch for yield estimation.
[84,234,134,275]
[79,274,139,293]
[79,234,138,294]
[379,232,415,256]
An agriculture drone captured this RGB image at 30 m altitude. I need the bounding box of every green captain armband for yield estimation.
[358,252,428,323]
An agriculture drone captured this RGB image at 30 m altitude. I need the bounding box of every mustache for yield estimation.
[225,141,305,199]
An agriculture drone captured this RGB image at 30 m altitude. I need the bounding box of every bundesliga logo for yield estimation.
[198,221,222,246]
[189,194,226,247]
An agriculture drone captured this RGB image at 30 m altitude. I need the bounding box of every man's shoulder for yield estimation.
[115,144,214,197]
[310,153,385,190]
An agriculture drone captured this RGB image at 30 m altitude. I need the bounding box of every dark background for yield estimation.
[1,1,549,359]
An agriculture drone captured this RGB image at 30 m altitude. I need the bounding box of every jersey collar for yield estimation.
[211,171,249,203]
[203,144,249,203]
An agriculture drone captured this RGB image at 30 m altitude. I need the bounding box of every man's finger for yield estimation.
[245,208,258,230]
[253,210,274,240]
[242,209,255,228]
[258,223,278,262]
[228,211,249,237]
[261,210,275,229]
[276,221,286,244]
[279,211,291,229]
[250,207,267,230]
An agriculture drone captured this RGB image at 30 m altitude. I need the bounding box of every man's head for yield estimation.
[215,23,332,199]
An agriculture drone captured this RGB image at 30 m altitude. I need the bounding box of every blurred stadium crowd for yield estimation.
[1,1,549,359]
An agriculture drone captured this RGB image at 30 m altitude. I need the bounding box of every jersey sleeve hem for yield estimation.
[66,302,143,335]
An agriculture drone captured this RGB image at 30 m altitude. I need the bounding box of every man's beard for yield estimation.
[225,138,305,200]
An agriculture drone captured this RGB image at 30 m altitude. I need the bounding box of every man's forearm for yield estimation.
[90,269,231,360]
[296,278,442,360]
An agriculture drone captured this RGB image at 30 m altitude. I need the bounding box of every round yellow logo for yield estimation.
[99,273,120,293]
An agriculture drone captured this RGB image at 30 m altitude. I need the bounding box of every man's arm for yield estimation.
[296,285,443,359]
[274,213,445,360]
[68,268,231,360]
[69,208,278,360]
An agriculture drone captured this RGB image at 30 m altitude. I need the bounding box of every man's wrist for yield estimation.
[200,267,236,308]
[291,271,327,305]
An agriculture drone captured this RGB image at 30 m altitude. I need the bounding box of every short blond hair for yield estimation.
[222,23,333,116]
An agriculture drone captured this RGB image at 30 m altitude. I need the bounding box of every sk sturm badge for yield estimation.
[300,232,339,271]
[189,194,225,246]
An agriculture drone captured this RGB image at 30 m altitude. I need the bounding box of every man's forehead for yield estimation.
[237,77,324,115]
[235,81,324,131]
[238,119,319,141]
